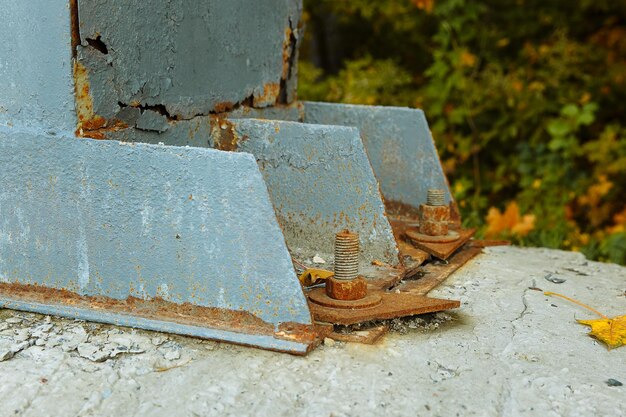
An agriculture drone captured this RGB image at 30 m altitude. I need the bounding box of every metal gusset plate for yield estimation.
[302,102,456,218]
[210,118,402,267]
[0,129,317,354]
[105,117,401,268]
[226,102,456,219]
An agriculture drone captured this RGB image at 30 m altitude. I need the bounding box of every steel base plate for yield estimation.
[307,290,460,326]
[308,289,382,309]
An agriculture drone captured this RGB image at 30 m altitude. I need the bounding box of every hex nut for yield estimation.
[325,276,368,301]
[419,204,450,236]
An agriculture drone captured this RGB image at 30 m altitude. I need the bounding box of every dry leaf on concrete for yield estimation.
[545,291,626,350]
[298,269,334,287]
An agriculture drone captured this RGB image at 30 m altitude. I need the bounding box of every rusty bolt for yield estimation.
[333,230,359,281]
[427,189,446,206]
[419,189,450,236]
[326,230,367,300]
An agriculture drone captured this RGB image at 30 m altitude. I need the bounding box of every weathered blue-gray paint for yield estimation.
[303,102,453,210]
[0,1,76,132]
[0,127,313,352]
[225,102,454,210]
[136,110,170,133]
[213,119,400,266]
[76,0,302,119]
[104,118,400,266]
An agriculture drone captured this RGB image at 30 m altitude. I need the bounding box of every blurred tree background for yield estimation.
[297,0,626,264]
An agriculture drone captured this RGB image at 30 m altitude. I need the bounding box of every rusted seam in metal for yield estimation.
[69,0,80,58]
[278,17,298,104]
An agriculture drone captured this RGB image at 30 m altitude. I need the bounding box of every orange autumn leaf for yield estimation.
[411,0,434,13]
[578,175,613,207]
[459,50,477,67]
[545,292,626,350]
[485,201,535,238]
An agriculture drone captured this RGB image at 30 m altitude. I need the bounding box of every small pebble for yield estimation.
[313,255,326,264]
[323,337,335,347]
[5,317,22,324]
[0,350,14,362]
[607,379,623,387]
[164,349,181,361]
[545,274,566,284]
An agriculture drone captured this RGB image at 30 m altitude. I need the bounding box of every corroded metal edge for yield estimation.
[0,287,319,355]
[397,245,483,295]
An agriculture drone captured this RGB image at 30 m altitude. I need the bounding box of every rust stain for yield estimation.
[73,62,129,139]
[308,288,460,326]
[252,82,280,108]
[281,26,293,80]
[0,282,319,349]
[213,101,236,114]
[395,245,482,295]
[210,117,242,151]
[384,200,422,218]
[73,61,110,138]
[69,0,80,58]
[325,276,368,301]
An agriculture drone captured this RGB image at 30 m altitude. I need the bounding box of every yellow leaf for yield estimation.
[577,316,626,350]
[298,268,334,287]
[545,292,626,350]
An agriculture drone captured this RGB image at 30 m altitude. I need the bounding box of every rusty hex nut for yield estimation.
[325,276,368,301]
[419,204,451,236]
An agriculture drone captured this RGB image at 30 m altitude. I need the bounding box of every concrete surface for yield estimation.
[0,246,624,417]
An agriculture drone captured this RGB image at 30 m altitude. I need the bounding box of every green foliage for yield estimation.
[299,0,626,264]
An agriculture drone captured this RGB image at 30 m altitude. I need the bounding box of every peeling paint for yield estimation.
[75,0,302,118]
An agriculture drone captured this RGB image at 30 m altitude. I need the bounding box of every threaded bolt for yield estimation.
[427,189,446,206]
[334,230,359,281]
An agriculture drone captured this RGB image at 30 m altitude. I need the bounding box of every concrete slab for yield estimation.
[0,246,624,416]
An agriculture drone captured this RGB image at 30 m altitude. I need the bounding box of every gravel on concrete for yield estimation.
[0,246,624,417]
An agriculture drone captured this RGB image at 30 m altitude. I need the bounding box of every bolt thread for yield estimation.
[427,189,446,206]
[334,230,359,280]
